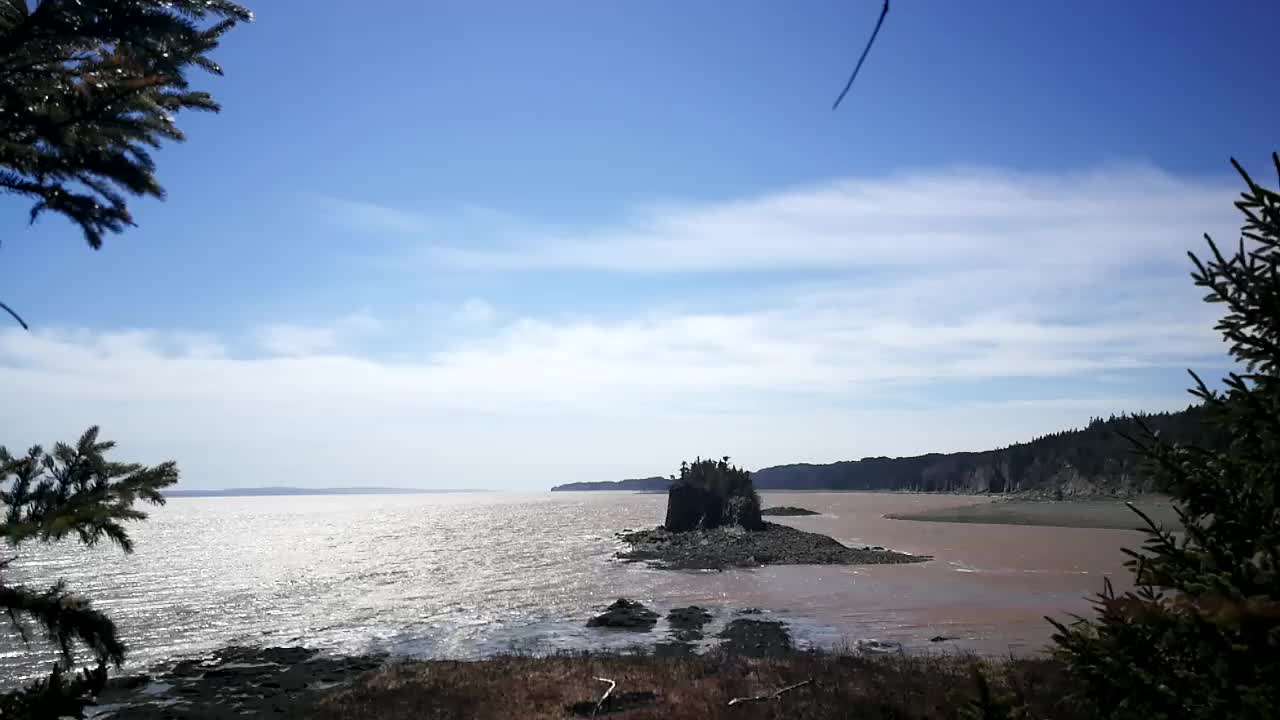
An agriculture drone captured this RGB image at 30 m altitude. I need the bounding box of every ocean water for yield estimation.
[0,491,1137,685]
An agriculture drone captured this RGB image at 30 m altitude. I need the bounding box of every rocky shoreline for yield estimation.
[91,646,387,719]
[88,602,854,718]
[615,521,927,570]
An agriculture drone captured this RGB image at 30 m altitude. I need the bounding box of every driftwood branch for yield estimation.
[727,679,812,706]
[592,677,616,717]
[832,0,890,110]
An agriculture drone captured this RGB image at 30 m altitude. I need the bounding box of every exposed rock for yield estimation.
[666,606,713,642]
[664,482,710,531]
[760,506,821,516]
[857,639,905,654]
[725,494,765,530]
[667,606,713,630]
[586,598,660,630]
[92,646,387,719]
[89,612,877,717]
[716,619,793,657]
[617,522,928,570]
[662,459,759,531]
[930,635,957,643]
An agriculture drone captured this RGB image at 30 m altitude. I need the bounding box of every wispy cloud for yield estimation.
[373,165,1237,274]
[0,165,1241,488]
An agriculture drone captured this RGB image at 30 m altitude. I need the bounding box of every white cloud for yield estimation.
[451,299,497,328]
[398,164,1236,274]
[0,297,1223,490]
[255,312,382,356]
[0,166,1244,489]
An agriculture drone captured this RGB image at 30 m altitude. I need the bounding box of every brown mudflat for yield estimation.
[885,498,1181,530]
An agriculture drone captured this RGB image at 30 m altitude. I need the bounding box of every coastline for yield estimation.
[91,622,1083,719]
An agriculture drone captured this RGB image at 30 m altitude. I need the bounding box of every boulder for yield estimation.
[715,619,793,657]
[587,599,659,630]
[666,606,713,631]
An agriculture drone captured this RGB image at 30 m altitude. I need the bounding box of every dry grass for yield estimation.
[308,651,1094,720]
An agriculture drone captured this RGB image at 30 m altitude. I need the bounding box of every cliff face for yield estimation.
[557,406,1220,497]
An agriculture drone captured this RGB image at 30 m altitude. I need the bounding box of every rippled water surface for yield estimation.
[1,491,1139,683]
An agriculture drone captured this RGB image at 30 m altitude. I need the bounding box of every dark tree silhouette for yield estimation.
[1,3,246,716]
[664,456,764,532]
[1,428,178,717]
[1048,155,1280,719]
[1,0,252,250]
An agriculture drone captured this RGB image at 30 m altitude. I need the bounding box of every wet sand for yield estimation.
[884,497,1180,530]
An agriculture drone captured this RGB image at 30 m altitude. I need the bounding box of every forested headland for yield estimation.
[552,406,1220,497]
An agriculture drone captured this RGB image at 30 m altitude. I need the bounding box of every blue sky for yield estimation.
[0,0,1275,489]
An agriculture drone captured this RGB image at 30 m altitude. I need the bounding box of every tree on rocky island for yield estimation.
[1045,154,1280,720]
[663,456,764,532]
[0,427,178,718]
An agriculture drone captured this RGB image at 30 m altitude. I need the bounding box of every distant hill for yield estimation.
[550,476,672,493]
[556,406,1221,498]
[167,487,484,498]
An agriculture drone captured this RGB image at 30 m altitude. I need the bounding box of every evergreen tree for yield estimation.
[1,0,251,249]
[1049,154,1280,719]
[665,456,763,531]
[1,427,177,717]
[0,4,235,717]
[1,6,243,714]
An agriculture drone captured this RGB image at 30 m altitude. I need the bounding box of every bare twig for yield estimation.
[0,300,29,330]
[832,0,890,110]
[592,676,616,717]
[727,679,813,706]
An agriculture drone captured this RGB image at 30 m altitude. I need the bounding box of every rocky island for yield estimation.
[615,457,926,570]
[760,505,821,516]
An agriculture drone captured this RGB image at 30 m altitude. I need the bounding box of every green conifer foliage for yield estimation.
[0,0,251,248]
[0,428,178,718]
[1049,155,1280,719]
[667,456,764,531]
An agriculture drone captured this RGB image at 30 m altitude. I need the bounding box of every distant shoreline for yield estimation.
[166,487,488,498]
